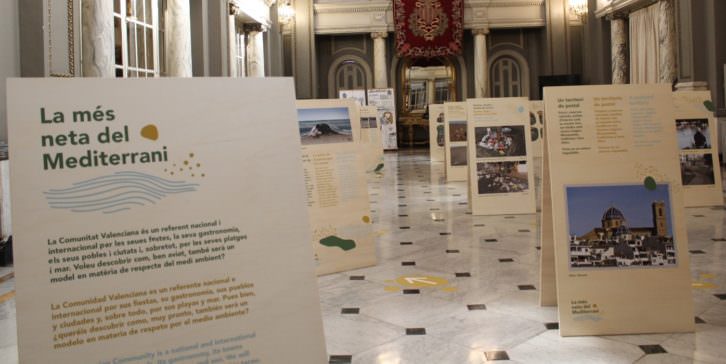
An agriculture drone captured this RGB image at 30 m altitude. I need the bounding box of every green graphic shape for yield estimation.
[374,163,385,172]
[644,176,657,191]
[320,235,357,251]
[704,100,715,112]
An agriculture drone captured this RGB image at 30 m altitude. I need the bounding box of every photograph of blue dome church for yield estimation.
[565,184,676,269]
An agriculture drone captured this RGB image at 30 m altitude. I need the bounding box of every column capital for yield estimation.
[244,23,267,33]
[472,27,490,36]
[606,11,628,21]
[229,2,239,16]
[371,32,388,40]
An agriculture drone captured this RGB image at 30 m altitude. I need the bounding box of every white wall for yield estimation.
[0,0,20,142]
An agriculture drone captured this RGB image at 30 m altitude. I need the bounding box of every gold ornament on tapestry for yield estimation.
[408,0,448,41]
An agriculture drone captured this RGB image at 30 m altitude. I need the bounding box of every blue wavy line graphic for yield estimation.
[45,171,199,214]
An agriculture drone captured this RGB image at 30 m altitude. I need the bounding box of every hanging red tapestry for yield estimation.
[394,0,464,58]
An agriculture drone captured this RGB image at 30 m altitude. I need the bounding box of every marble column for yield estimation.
[657,0,677,84]
[473,28,489,98]
[81,0,114,77]
[245,24,265,77]
[165,0,193,77]
[228,12,238,77]
[610,16,628,84]
[371,32,388,88]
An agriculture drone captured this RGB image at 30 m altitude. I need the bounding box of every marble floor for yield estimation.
[318,149,726,364]
[1,149,726,363]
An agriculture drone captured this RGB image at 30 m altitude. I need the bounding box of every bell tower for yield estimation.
[652,201,667,236]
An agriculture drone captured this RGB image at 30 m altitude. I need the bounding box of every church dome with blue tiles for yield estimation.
[603,206,625,221]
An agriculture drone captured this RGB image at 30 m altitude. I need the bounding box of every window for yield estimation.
[433,78,451,104]
[335,61,367,92]
[114,0,161,78]
[408,80,427,111]
[491,56,522,97]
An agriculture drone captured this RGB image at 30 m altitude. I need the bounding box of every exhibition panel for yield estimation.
[544,84,694,336]
[672,91,724,207]
[367,89,398,151]
[297,99,378,276]
[2,0,726,362]
[428,104,446,163]
[359,105,384,171]
[466,98,536,216]
[6,78,327,363]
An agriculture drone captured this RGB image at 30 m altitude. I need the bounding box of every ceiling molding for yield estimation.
[479,0,546,8]
[595,0,657,18]
[314,0,545,35]
[314,3,390,15]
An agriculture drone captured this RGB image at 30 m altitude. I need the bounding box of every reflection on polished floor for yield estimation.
[318,149,726,364]
[1,149,726,363]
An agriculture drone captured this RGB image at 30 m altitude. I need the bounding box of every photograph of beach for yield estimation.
[297,107,354,145]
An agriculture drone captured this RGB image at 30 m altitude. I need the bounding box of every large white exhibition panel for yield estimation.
[466,98,535,216]
[296,99,377,276]
[367,88,398,150]
[7,78,327,363]
[544,84,693,336]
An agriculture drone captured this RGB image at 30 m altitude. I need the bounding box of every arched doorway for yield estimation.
[397,57,457,147]
[488,50,530,98]
[327,55,373,98]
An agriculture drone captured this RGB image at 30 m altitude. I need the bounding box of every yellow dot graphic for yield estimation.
[189,153,195,158]
[201,174,206,177]
[196,163,201,167]
[362,216,371,223]
[140,124,159,141]
[184,160,189,165]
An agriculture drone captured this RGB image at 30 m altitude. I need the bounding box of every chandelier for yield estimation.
[569,0,588,23]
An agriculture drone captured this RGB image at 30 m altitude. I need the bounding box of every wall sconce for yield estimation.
[569,0,588,23]
[278,2,295,25]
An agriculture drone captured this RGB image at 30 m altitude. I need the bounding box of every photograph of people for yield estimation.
[477,161,528,194]
[475,126,527,158]
[676,119,711,149]
[449,121,467,142]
